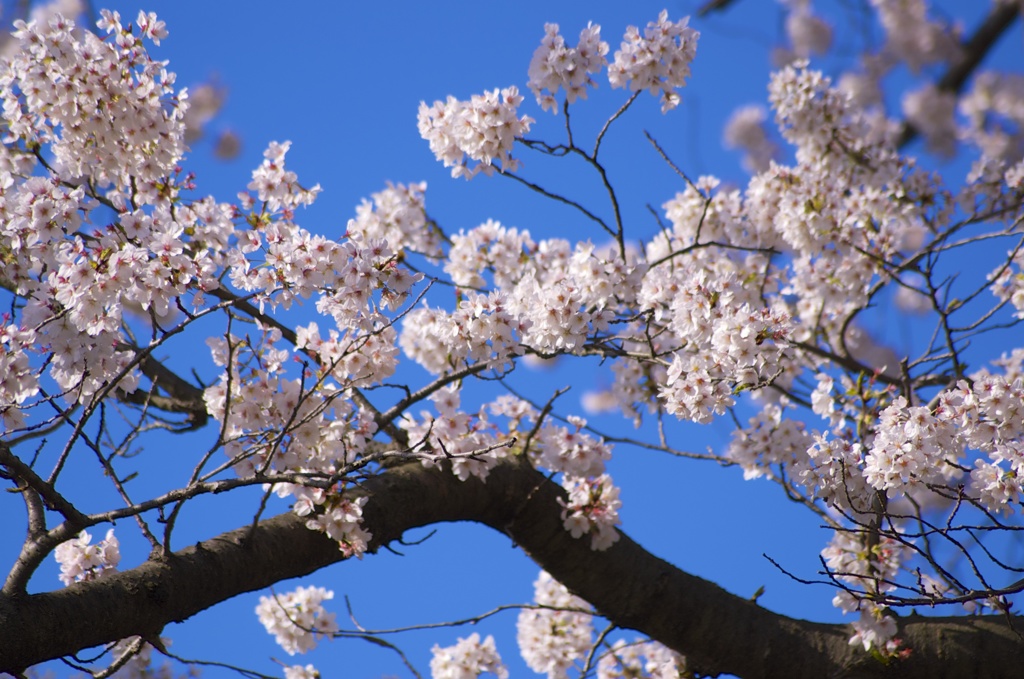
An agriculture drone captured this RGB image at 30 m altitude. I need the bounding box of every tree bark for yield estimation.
[1,456,1022,678]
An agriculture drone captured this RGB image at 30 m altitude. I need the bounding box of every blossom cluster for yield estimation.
[420,10,700,179]
[245,140,321,214]
[430,633,509,679]
[651,264,792,423]
[783,352,1024,652]
[230,142,421,318]
[0,11,243,408]
[405,224,639,370]
[959,72,1024,163]
[533,416,611,478]
[0,323,38,430]
[596,639,687,679]
[747,62,935,343]
[2,10,181,192]
[800,365,1024,518]
[779,1,832,62]
[768,60,877,164]
[527,23,609,113]
[868,0,957,73]
[401,386,512,482]
[862,395,959,494]
[399,291,528,375]
[346,181,442,259]
[517,571,594,679]
[303,495,373,559]
[418,87,534,179]
[203,326,377,556]
[444,220,535,290]
[722,105,777,173]
[607,11,700,112]
[507,239,638,354]
[823,531,908,654]
[283,665,320,679]
[726,403,811,481]
[989,245,1024,318]
[255,586,338,655]
[54,528,120,586]
[199,145,421,566]
[402,388,622,549]
[294,318,398,388]
[203,326,364,477]
[797,434,873,514]
[559,473,622,551]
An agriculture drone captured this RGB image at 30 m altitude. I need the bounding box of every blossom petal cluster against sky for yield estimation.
[2,1,1021,677]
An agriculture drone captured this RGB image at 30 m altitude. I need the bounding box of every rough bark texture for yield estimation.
[1,457,1022,677]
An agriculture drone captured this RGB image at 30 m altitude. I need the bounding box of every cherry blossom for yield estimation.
[559,473,622,550]
[418,87,534,179]
[255,586,338,655]
[444,220,535,290]
[868,0,958,73]
[782,2,832,59]
[902,84,958,157]
[284,665,320,679]
[597,639,687,679]
[3,3,1024,673]
[400,291,527,376]
[527,22,609,113]
[726,403,811,481]
[723,105,777,173]
[534,416,611,478]
[607,10,699,113]
[4,9,186,191]
[0,323,39,430]
[430,633,509,679]
[517,571,594,679]
[304,496,373,558]
[959,72,1024,162]
[823,531,909,653]
[400,385,516,481]
[53,528,120,586]
[346,181,442,259]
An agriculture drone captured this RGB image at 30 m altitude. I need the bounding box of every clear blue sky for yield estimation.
[4,1,1018,678]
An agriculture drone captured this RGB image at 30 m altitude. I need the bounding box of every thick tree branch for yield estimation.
[1,457,1022,678]
[114,343,209,428]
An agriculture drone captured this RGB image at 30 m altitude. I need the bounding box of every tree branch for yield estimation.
[896,3,1021,148]
[696,0,740,18]
[1,457,1021,678]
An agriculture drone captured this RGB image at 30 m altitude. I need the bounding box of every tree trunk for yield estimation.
[2,456,1022,678]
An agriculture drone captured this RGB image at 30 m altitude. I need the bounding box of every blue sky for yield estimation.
[4,1,1020,678]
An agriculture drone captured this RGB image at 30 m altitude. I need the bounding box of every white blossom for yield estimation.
[559,473,622,550]
[528,22,608,112]
[517,571,594,679]
[723,105,777,173]
[608,11,699,112]
[255,586,338,655]
[418,87,533,179]
[597,639,687,679]
[430,633,509,679]
[54,528,120,586]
